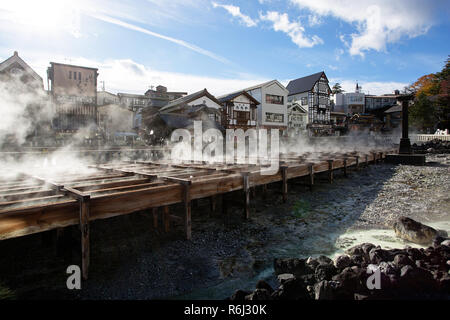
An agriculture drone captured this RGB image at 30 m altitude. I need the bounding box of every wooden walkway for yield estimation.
[0,148,396,279]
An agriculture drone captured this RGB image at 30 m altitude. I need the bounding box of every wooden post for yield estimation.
[210,196,217,216]
[281,166,288,203]
[262,184,268,194]
[308,163,314,191]
[163,206,170,233]
[183,183,192,240]
[378,152,383,163]
[372,152,377,164]
[365,155,369,167]
[152,207,158,229]
[79,194,90,280]
[354,155,360,171]
[222,193,229,224]
[343,158,348,177]
[242,173,250,219]
[327,160,334,183]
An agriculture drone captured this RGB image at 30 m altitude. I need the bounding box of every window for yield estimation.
[236,111,250,120]
[78,72,81,81]
[265,94,284,105]
[265,112,284,123]
[73,71,76,80]
[301,97,308,105]
[69,71,72,79]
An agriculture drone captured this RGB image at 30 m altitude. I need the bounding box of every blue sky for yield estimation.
[0,0,449,95]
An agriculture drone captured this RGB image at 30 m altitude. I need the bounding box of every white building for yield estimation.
[243,80,289,133]
[334,83,365,115]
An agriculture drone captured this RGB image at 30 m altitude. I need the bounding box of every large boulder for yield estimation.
[393,217,438,245]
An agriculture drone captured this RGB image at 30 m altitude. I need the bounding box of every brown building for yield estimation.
[47,62,98,132]
[217,91,258,130]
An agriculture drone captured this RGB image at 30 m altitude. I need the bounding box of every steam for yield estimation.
[0,72,53,146]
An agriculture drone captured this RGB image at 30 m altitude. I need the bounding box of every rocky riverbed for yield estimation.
[0,154,449,300]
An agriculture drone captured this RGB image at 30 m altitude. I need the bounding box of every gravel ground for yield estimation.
[0,153,449,300]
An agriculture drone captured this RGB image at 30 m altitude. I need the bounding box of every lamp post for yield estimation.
[397,94,414,154]
[386,93,425,165]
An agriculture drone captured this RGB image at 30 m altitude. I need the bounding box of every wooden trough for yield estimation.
[0,148,396,279]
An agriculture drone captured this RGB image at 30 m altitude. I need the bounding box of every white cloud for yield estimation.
[90,13,230,64]
[259,11,323,48]
[212,2,258,27]
[308,14,322,27]
[290,0,437,56]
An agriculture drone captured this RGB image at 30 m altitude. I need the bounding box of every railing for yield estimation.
[411,134,450,142]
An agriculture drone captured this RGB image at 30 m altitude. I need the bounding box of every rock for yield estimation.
[378,261,398,275]
[393,254,413,267]
[314,280,342,300]
[245,289,272,300]
[316,255,333,265]
[368,247,390,264]
[271,277,311,300]
[335,255,352,269]
[306,257,319,270]
[315,264,338,282]
[256,280,274,294]
[346,243,375,261]
[331,267,364,298]
[354,293,369,300]
[277,273,295,284]
[230,289,251,301]
[273,258,314,277]
[399,265,436,293]
[393,217,438,245]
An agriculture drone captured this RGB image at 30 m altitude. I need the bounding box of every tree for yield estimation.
[409,92,436,131]
[408,74,440,96]
[332,83,344,95]
[435,55,450,81]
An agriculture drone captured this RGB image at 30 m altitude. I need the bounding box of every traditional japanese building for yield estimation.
[0,51,43,90]
[287,71,332,136]
[217,91,259,130]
